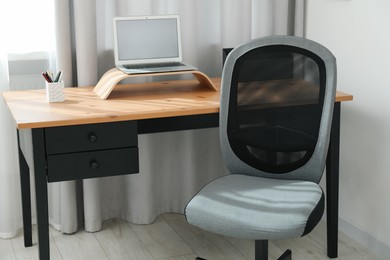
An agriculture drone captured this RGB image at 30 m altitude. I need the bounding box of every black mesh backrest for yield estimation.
[220,36,336,182]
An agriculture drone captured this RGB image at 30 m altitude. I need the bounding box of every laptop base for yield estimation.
[118,62,197,75]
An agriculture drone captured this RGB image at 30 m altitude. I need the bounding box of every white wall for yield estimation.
[306,0,390,256]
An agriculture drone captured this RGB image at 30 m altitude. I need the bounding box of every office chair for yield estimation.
[185,36,337,260]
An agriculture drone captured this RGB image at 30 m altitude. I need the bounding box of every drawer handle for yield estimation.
[90,160,99,170]
[89,133,98,143]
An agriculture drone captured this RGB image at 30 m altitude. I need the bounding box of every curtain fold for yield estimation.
[0,0,306,238]
[54,0,73,87]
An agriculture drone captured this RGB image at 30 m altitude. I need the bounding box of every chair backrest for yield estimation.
[220,36,337,183]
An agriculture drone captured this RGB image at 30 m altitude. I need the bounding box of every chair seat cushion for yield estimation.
[185,174,324,240]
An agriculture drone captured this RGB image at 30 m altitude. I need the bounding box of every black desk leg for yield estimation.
[32,128,50,260]
[17,130,33,247]
[326,103,341,258]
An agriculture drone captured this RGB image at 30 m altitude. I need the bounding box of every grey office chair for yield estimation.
[185,36,337,260]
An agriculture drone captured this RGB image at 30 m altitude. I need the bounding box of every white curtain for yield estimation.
[0,5,22,238]
[0,41,21,240]
[0,0,306,238]
[0,1,56,238]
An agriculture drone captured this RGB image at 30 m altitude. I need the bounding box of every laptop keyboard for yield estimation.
[123,62,186,70]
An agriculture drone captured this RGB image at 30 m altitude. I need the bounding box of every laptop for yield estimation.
[113,15,197,74]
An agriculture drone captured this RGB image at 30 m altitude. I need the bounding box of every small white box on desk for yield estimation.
[45,81,65,102]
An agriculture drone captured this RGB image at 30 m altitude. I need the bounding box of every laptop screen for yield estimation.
[114,16,182,65]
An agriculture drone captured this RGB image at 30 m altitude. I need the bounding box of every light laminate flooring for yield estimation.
[0,213,384,260]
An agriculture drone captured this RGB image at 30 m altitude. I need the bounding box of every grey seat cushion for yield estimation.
[185,174,324,240]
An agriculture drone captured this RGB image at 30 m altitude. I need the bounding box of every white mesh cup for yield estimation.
[45,81,65,102]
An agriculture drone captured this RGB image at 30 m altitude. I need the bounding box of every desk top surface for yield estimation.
[2,78,353,129]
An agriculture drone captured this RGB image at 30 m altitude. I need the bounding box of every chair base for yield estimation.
[278,249,292,260]
[195,241,292,260]
[256,240,292,260]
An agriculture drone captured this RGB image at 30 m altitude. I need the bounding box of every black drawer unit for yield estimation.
[44,121,139,182]
[47,148,139,182]
[45,121,138,154]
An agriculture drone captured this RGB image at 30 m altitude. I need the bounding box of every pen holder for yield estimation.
[45,81,65,102]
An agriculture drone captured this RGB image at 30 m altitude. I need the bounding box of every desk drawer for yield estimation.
[45,121,137,154]
[47,147,139,182]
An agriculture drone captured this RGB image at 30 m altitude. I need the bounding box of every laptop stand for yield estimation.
[93,68,218,100]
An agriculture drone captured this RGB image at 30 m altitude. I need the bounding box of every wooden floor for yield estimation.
[0,213,383,260]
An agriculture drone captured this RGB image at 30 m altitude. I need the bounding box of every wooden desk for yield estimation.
[2,78,352,260]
